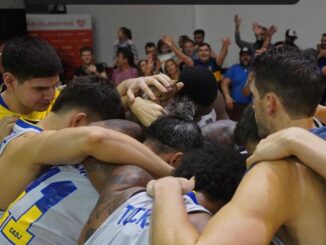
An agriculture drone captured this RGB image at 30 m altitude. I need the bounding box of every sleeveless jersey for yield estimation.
[197,109,217,127]
[0,86,63,123]
[0,119,98,245]
[85,191,211,245]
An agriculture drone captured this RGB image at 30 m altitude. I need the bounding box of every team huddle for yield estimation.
[0,35,325,245]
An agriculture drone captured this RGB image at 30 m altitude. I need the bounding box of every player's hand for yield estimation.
[126,74,181,103]
[146,176,195,197]
[0,116,18,142]
[129,97,165,127]
[246,127,304,167]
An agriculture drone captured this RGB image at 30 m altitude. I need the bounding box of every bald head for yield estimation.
[90,119,144,142]
[201,120,236,147]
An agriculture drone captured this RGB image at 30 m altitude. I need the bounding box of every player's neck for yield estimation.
[37,112,68,130]
[276,116,314,132]
[1,91,33,115]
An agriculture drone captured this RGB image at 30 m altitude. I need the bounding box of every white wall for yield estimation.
[66,0,326,66]
[67,5,195,66]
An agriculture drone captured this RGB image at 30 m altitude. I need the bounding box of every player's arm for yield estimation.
[9,126,173,177]
[150,162,291,245]
[248,127,326,179]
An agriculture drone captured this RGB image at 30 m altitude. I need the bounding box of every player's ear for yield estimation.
[70,112,87,127]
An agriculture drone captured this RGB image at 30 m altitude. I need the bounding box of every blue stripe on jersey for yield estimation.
[37,181,77,213]
[26,167,60,192]
[185,191,198,205]
[16,119,43,132]
[0,95,9,110]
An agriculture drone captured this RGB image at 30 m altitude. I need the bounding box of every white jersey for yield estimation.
[85,190,211,245]
[0,119,98,245]
[197,109,217,127]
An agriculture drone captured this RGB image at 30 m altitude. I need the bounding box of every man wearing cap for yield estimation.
[221,47,252,121]
[284,28,298,48]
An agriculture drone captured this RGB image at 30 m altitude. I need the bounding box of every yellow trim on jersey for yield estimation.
[0,86,62,123]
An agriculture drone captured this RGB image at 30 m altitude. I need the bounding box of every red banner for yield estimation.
[27,14,93,82]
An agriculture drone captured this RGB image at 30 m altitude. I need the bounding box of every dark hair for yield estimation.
[80,46,93,55]
[198,42,211,51]
[119,27,132,40]
[234,105,261,150]
[2,35,63,82]
[174,141,246,203]
[178,66,218,107]
[194,29,205,37]
[52,75,124,120]
[137,59,147,76]
[145,115,202,153]
[157,39,170,55]
[117,47,135,67]
[322,33,326,37]
[252,47,325,118]
[145,42,156,50]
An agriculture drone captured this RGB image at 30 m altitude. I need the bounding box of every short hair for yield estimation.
[145,115,202,153]
[178,66,218,107]
[117,47,135,67]
[119,27,132,40]
[252,47,325,118]
[80,46,93,55]
[52,75,124,120]
[234,105,261,149]
[198,43,211,51]
[174,141,246,203]
[145,42,156,50]
[2,35,63,82]
[194,29,205,37]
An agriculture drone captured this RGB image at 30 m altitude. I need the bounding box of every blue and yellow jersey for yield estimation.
[0,87,63,124]
[0,118,98,244]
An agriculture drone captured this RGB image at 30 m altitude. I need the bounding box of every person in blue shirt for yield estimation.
[221,47,252,121]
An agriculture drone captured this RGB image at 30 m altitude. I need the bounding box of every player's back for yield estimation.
[285,160,326,245]
[0,164,98,245]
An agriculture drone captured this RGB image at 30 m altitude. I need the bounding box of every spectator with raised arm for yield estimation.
[162,35,230,82]
[234,15,276,53]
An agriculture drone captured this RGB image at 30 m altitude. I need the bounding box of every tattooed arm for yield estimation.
[78,158,153,244]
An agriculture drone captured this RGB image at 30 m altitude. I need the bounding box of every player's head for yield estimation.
[251,47,325,137]
[144,115,202,167]
[174,141,246,214]
[51,75,124,127]
[2,35,63,112]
